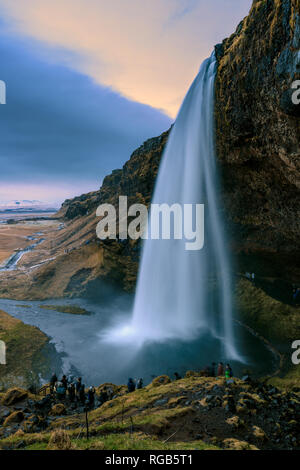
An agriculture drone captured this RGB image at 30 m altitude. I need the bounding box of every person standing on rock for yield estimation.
[137,378,143,389]
[68,382,75,402]
[61,375,68,390]
[174,372,182,380]
[225,364,233,378]
[50,373,58,394]
[210,362,217,377]
[98,387,108,406]
[127,378,136,393]
[79,384,86,404]
[217,362,224,376]
[87,386,96,409]
[75,377,82,401]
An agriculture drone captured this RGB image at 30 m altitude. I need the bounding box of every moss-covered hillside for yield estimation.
[0,374,299,450]
[0,310,48,389]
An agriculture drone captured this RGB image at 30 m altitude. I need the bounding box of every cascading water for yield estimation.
[106,52,241,361]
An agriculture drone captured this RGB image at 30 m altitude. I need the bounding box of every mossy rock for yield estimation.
[151,375,171,387]
[185,370,201,378]
[222,438,259,451]
[50,404,66,416]
[226,415,245,429]
[47,429,73,450]
[252,425,268,442]
[3,411,24,426]
[1,388,28,406]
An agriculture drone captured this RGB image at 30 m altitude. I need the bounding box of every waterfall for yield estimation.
[106,52,240,361]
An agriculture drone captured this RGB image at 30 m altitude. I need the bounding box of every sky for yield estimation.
[0,0,252,206]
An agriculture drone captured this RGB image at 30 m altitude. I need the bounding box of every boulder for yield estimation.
[1,388,28,406]
[154,398,169,407]
[47,429,73,450]
[0,406,11,423]
[222,438,259,451]
[252,425,268,442]
[226,415,245,429]
[50,404,66,416]
[3,411,24,426]
[151,375,171,387]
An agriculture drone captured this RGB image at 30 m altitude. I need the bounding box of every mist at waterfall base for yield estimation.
[0,297,278,386]
[102,52,241,362]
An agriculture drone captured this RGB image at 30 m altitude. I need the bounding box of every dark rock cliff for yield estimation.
[215,0,300,282]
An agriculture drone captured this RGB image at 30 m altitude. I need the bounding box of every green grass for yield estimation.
[39,305,91,315]
[268,366,300,391]
[71,434,219,451]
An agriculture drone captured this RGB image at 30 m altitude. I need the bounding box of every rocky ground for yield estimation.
[0,374,299,450]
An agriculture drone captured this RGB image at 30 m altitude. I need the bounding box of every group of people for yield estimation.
[127,377,143,393]
[174,363,233,379]
[202,362,233,379]
[245,272,255,283]
[50,374,96,409]
[49,364,233,409]
[49,374,145,409]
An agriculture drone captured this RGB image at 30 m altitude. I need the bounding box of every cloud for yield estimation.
[0,0,252,117]
[0,27,171,204]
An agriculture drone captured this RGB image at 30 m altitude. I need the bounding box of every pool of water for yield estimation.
[0,297,279,386]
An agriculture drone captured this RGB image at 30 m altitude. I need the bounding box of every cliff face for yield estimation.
[215,0,300,282]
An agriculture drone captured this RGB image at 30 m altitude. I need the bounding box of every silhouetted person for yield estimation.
[61,375,68,390]
[174,372,181,380]
[79,384,86,404]
[210,362,217,377]
[293,287,300,303]
[225,364,233,379]
[137,378,143,389]
[55,381,66,400]
[68,382,75,402]
[75,377,82,400]
[98,387,108,406]
[107,387,114,401]
[50,373,57,394]
[127,378,135,393]
[217,362,224,376]
[88,386,95,409]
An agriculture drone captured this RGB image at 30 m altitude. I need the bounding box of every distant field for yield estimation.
[0,211,56,222]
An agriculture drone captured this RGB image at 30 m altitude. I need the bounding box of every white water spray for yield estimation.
[106,53,240,360]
